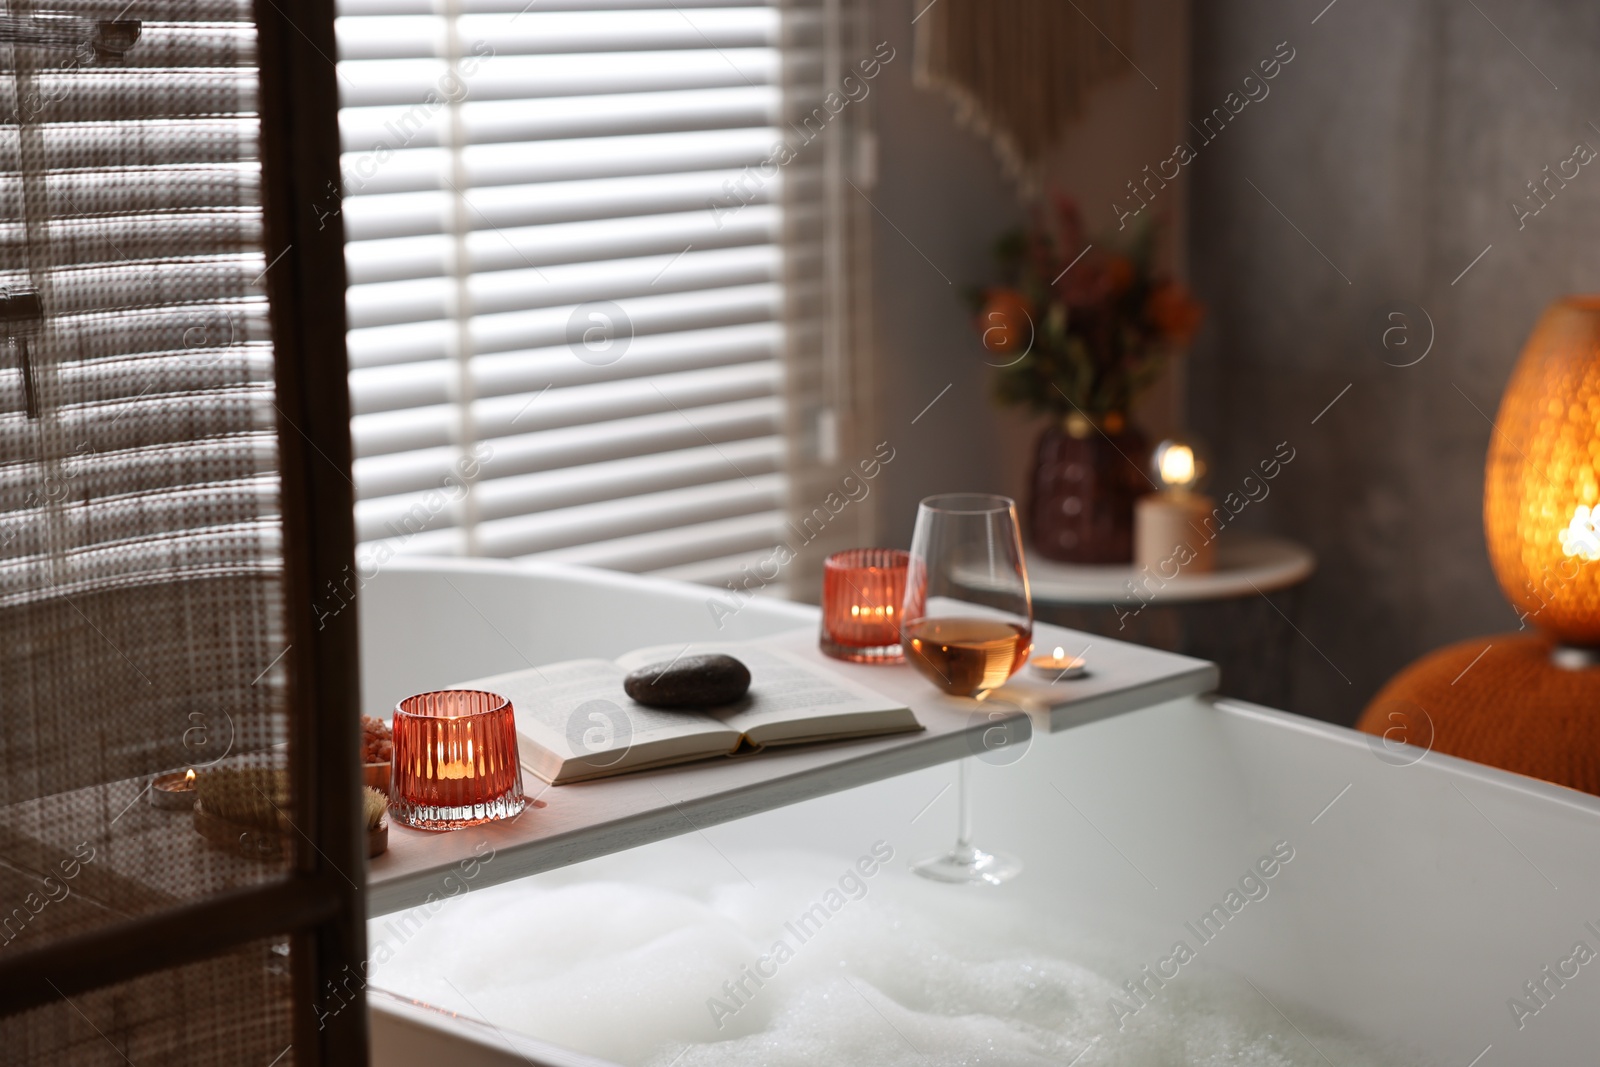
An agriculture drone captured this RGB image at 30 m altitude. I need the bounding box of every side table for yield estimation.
[1022,534,1316,707]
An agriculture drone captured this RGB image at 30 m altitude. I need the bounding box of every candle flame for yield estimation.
[184,768,195,784]
[1158,445,1196,488]
[1053,647,1064,659]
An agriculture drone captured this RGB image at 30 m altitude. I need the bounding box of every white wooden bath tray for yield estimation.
[367,621,1216,915]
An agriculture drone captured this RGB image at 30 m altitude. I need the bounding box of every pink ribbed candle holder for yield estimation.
[820,548,909,663]
[390,690,527,831]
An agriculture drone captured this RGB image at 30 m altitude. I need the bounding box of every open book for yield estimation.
[463,643,921,785]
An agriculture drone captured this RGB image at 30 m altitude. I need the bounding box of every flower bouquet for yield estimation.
[969,195,1203,562]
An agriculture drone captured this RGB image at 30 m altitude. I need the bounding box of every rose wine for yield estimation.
[903,616,1033,697]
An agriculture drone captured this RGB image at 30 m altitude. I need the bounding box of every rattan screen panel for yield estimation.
[0,936,294,1066]
[0,0,294,966]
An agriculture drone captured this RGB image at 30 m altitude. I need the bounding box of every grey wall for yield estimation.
[867,0,1192,548]
[866,0,1025,548]
[1188,1,1600,723]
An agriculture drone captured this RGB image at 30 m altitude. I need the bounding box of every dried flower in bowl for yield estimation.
[361,714,393,764]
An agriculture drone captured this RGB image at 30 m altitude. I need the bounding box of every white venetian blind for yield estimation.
[335,0,834,586]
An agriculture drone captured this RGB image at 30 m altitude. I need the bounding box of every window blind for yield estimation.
[0,3,285,851]
[336,0,867,589]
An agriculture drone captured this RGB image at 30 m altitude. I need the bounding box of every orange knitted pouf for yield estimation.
[1356,634,1600,795]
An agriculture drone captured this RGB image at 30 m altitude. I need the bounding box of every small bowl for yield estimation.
[363,762,391,791]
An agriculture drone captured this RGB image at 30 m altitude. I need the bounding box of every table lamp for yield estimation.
[1484,296,1600,659]
[1359,296,1600,793]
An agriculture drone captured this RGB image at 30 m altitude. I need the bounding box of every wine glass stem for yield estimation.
[956,758,973,851]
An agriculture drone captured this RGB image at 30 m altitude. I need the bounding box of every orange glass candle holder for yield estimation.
[820,548,909,663]
[390,690,527,831]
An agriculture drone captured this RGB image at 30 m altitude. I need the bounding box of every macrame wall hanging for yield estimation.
[914,0,1138,195]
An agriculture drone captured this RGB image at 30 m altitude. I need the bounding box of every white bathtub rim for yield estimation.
[370,986,607,1067]
[1212,694,1600,819]
[373,554,817,624]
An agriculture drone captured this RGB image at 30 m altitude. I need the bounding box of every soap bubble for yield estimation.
[369,843,1431,1067]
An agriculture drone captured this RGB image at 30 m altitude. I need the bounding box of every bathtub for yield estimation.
[360,558,1600,1066]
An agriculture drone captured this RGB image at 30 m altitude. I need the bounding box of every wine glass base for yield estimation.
[912,844,1021,886]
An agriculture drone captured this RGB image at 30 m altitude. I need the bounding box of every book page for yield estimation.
[615,644,917,744]
[460,640,917,783]
[613,643,741,673]
[463,660,740,773]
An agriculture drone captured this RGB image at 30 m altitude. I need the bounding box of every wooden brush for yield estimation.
[363,786,388,830]
[193,766,290,832]
[364,786,389,858]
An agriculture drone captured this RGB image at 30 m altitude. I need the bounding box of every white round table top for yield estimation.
[996,533,1316,606]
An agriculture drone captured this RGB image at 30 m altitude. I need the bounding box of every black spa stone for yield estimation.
[624,654,751,708]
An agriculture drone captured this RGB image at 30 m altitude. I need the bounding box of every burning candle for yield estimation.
[390,689,526,831]
[1030,646,1087,681]
[820,548,909,663]
[1134,439,1217,575]
[150,768,198,811]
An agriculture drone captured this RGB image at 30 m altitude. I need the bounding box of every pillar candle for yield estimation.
[1134,491,1217,574]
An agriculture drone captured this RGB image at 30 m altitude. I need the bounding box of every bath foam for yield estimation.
[370,848,1433,1067]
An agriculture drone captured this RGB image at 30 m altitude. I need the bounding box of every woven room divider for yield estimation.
[0,0,365,1060]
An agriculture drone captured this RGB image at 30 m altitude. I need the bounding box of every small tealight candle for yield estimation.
[1030,647,1087,681]
[819,548,909,664]
[150,768,197,811]
[390,689,527,831]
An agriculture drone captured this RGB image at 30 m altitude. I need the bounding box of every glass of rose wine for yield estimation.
[901,493,1033,885]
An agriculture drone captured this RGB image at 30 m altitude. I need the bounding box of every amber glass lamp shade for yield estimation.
[1484,297,1600,647]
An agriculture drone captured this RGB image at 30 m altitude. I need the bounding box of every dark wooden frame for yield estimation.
[0,0,367,1057]
[255,0,371,1054]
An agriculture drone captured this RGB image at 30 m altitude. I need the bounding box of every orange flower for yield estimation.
[978,288,1034,355]
[1146,282,1204,343]
[1105,256,1135,294]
